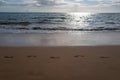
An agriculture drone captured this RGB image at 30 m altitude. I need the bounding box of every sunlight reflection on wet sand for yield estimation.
[0,31,120,46]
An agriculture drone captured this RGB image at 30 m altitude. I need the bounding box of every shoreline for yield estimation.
[0,31,120,46]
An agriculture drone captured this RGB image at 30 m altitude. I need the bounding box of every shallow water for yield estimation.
[0,31,120,46]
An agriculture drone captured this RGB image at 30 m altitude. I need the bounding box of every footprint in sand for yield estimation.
[74,55,85,58]
[50,56,60,59]
[4,56,14,59]
[3,56,14,61]
[100,56,110,59]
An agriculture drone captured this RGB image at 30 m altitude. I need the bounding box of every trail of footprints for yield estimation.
[2,55,111,60]
[0,54,112,79]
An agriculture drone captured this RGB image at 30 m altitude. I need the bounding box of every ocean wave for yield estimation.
[31,27,120,31]
[0,26,120,31]
[105,22,116,24]
[0,13,120,33]
[0,20,65,25]
[0,22,31,26]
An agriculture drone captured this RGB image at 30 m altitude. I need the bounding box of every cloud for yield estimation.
[0,0,120,12]
[1,0,120,7]
[24,0,69,7]
[72,0,120,6]
[36,0,64,6]
[0,0,28,6]
[0,0,7,6]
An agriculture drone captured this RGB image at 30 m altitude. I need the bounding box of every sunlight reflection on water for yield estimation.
[66,13,94,29]
[0,13,120,33]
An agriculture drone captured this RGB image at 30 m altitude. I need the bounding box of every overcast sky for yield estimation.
[0,0,120,12]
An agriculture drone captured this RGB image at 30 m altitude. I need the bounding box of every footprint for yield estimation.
[33,56,37,58]
[100,56,110,59]
[4,56,14,59]
[50,56,60,59]
[27,55,32,58]
[74,55,85,58]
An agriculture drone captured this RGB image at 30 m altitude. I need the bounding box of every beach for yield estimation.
[0,46,120,80]
[0,12,120,80]
[0,31,120,80]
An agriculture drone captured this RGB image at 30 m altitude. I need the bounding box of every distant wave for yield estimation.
[0,22,31,26]
[105,22,116,24]
[31,27,120,31]
[0,26,120,31]
[0,20,118,26]
[29,27,120,31]
[0,20,65,25]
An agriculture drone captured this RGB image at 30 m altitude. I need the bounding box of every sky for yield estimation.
[0,0,120,12]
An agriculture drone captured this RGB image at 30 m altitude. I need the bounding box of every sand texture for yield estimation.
[0,46,120,80]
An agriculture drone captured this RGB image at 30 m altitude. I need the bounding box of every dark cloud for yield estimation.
[35,0,66,6]
[37,0,55,5]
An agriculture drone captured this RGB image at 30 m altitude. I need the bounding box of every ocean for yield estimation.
[0,12,120,33]
[0,12,120,46]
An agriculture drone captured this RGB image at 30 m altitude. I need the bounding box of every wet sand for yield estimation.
[0,32,120,46]
[0,46,120,80]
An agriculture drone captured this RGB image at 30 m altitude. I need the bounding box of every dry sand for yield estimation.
[0,46,120,80]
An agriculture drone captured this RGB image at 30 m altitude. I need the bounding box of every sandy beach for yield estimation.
[0,46,120,80]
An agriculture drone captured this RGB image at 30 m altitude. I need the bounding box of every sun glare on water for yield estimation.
[66,13,94,29]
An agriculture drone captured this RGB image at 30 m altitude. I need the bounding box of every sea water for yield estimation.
[0,12,120,46]
[0,12,120,33]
